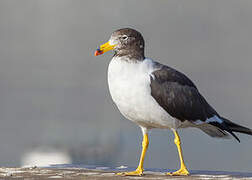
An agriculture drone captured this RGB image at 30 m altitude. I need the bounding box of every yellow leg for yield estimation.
[167,129,189,176]
[117,133,149,176]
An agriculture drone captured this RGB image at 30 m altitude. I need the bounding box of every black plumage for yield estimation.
[150,63,217,122]
[150,63,252,142]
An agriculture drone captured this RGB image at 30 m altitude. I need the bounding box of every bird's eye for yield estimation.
[121,35,128,40]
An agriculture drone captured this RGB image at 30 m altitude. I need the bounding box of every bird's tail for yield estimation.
[206,116,252,143]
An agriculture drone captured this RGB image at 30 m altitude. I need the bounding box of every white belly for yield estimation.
[107,57,181,129]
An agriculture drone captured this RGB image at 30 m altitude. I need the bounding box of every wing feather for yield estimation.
[150,64,218,122]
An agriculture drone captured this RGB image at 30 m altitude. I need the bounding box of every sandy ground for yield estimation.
[0,165,251,180]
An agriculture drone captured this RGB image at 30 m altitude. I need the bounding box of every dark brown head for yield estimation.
[95,28,145,60]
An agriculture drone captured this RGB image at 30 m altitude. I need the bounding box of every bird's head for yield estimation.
[95,28,145,60]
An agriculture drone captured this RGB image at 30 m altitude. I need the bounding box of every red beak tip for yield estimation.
[94,49,103,56]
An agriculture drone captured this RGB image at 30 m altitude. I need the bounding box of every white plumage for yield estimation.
[108,57,181,129]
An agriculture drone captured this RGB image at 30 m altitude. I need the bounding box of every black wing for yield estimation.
[150,63,218,122]
[150,63,252,142]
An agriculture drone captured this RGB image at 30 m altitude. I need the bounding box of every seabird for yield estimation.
[94,28,252,176]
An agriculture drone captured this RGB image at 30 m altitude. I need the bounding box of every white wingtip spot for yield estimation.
[206,115,223,124]
[194,115,223,125]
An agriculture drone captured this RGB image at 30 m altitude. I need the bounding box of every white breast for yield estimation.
[107,57,181,129]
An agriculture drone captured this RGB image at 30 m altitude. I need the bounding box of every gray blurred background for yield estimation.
[0,0,252,172]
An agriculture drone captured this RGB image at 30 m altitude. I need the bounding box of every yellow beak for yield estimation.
[94,41,116,56]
